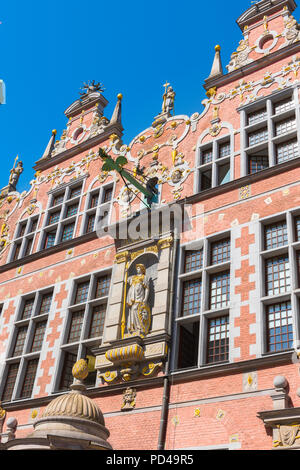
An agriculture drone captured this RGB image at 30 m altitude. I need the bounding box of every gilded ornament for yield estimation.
[72,359,89,381]
[121,387,136,411]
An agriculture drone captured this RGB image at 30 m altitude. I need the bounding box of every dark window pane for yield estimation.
[89,304,106,338]
[13,326,28,357]
[20,359,38,398]
[1,363,19,402]
[177,322,199,369]
[95,275,110,298]
[39,293,53,315]
[31,321,47,352]
[21,298,34,320]
[59,351,77,391]
[68,311,84,343]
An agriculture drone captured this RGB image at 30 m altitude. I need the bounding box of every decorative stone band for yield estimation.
[105,344,144,365]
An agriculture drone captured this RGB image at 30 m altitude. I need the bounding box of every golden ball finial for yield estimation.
[215,45,221,52]
[72,359,89,381]
[52,129,57,136]
[117,93,123,100]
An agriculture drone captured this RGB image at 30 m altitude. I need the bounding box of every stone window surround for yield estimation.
[53,268,112,393]
[239,85,300,177]
[173,230,231,370]
[195,132,235,192]
[259,208,300,356]
[8,215,40,263]
[0,287,53,403]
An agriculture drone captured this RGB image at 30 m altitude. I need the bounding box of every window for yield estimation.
[20,359,39,398]
[181,278,202,317]
[184,249,203,273]
[9,215,40,262]
[83,184,114,235]
[275,118,296,136]
[207,315,229,364]
[210,271,230,310]
[248,128,268,147]
[260,213,300,355]
[241,91,298,176]
[175,235,231,370]
[248,154,269,174]
[211,238,230,265]
[59,351,78,392]
[266,301,293,352]
[274,97,294,115]
[276,139,299,164]
[248,107,267,125]
[264,221,288,250]
[0,290,53,402]
[61,223,75,242]
[56,271,111,391]
[295,216,300,241]
[42,182,84,249]
[197,137,232,192]
[265,255,290,296]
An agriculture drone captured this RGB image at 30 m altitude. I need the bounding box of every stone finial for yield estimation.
[6,417,17,441]
[207,45,223,80]
[41,129,57,160]
[110,93,123,125]
[271,375,289,410]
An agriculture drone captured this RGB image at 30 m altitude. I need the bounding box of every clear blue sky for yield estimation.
[0,0,259,192]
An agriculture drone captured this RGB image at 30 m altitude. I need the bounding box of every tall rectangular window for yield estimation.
[207,315,229,364]
[89,305,106,339]
[59,352,78,391]
[74,281,90,304]
[210,272,230,310]
[21,298,34,320]
[265,256,290,296]
[20,359,39,398]
[61,223,74,242]
[31,321,47,352]
[13,326,28,357]
[95,275,110,298]
[1,363,19,402]
[68,311,84,343]
[266,301,293,352]
[181,278,202,317]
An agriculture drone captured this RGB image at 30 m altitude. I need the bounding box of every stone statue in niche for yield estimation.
[126,264,151,336]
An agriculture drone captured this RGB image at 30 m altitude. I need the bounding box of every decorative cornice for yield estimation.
[34,122,123,171]
[204,40,300,90]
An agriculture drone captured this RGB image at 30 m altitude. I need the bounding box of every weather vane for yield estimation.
[79,80,105,96]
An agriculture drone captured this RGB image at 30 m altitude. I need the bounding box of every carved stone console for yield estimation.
[96,234,173,384]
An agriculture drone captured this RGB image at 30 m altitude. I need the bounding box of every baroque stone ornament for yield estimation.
[274,425,300,448]
[121,387,136,411]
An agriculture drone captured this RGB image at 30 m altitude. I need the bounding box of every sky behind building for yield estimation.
[0,0,258,192]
